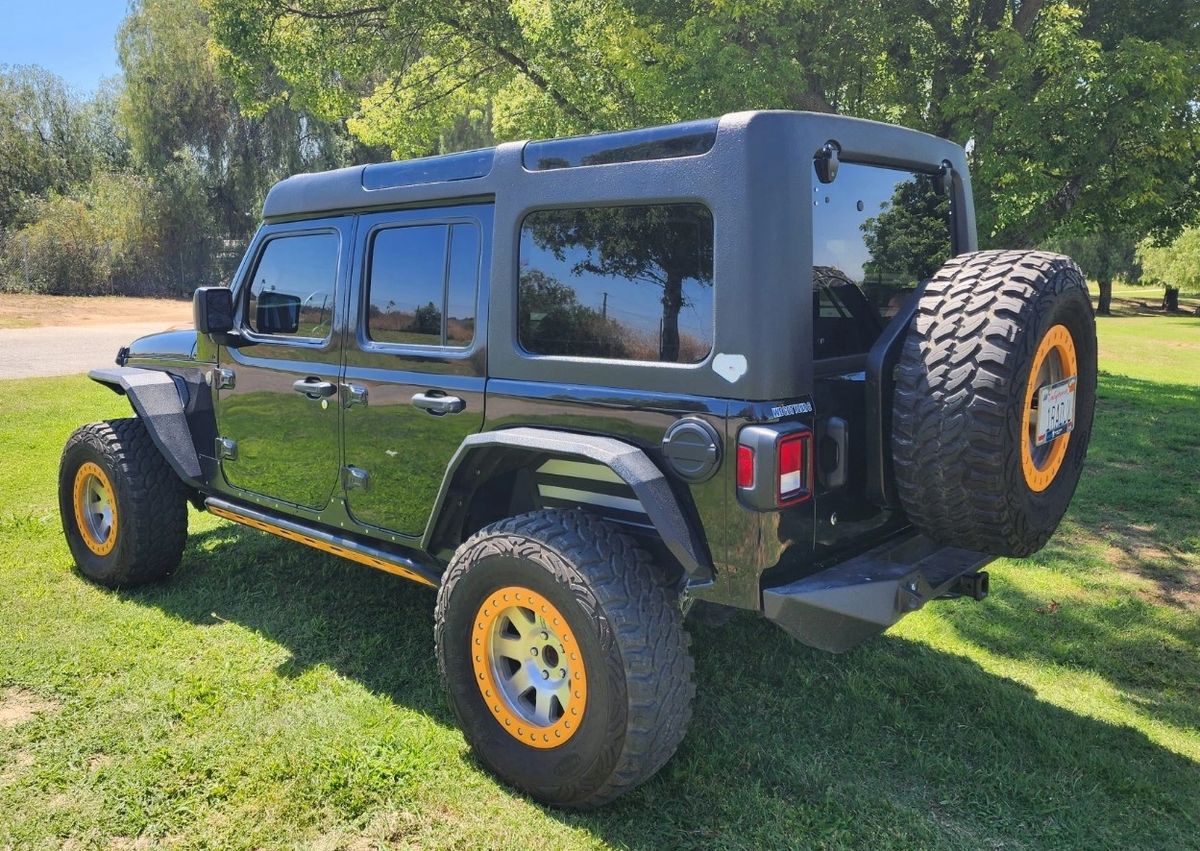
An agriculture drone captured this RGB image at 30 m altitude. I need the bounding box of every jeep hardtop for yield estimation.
[59,110,1097,808]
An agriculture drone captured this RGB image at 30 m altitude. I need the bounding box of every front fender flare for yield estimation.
[424,427,714,583]
[89,367,202,483]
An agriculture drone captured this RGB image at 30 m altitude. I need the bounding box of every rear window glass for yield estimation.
[812,162,951,359]
[518,204,714,363]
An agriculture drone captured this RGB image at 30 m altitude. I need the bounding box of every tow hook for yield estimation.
[943,571,990,601]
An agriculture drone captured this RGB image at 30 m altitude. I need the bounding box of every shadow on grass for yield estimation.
[118,370,1200,848]
[116,518,1199,849]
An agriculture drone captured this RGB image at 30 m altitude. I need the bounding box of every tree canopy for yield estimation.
[3,0,1198,298]
[207,0,1200,257]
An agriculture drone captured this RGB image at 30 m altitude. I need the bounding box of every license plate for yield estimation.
[1036,376,1077,447]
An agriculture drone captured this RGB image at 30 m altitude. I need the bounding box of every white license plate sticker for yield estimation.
[1036,376,1077,447]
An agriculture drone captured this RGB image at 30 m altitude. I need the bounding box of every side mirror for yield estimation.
[255,291,301,335]
[194,286,234,335]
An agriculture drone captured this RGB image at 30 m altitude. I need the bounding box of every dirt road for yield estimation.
[0,295,192,379]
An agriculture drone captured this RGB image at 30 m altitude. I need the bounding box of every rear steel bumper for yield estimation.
[762,534,993,653]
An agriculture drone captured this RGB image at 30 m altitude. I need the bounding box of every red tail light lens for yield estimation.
[777,431,812,505]
[736,444,755,489]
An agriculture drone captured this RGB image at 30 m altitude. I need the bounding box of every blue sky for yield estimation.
[0,1,127,93]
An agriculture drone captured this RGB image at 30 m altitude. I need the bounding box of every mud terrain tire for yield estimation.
[435,509,694,809]
[892,250,1097,556]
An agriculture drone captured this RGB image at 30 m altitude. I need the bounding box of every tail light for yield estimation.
[736,424,813,510]
[776,431,812,506]
[736,444,756,489]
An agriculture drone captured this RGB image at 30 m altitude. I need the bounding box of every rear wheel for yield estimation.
[892,250,1097,556]
[59,418,188,587]
[435,509,694,808]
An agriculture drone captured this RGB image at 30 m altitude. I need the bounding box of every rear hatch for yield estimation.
[808,158,954,560]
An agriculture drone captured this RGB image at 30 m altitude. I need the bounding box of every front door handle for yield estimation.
[411,392,465,415]
[292,378,337,399]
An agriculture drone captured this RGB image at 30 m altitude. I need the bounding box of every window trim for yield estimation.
[239,226,343,348]
[514,201,717,366]
[356,215,483,357]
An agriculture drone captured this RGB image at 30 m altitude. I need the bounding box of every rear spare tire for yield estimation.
[892,250,1097,556]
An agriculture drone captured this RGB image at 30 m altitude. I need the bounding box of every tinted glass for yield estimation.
[247,233,340,339]
[367,225,449,346]
[812,162,951,359]
[446,223,479,346]
[519,204,714,362]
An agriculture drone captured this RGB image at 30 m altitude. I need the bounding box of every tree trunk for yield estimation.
[1097,275,1113,316]
[660,275,683,362]
[1163,286,1180,313]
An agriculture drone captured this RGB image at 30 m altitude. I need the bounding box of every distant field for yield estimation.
[0,311,1197,849]
[0,294,191,330]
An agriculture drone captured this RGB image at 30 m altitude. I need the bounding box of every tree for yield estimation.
[1139,227,1200,294]
[0,66,100,230]
[205,0,1200,258]
[1046,232,1141,314]
[120,0,374,259]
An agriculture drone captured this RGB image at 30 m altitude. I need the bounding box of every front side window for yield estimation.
[367,222,479,347]
[812,163,951,359]
[519,204,714,363]
[247,232,340,339]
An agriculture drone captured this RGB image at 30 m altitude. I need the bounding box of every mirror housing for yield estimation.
[255,291,301,335]
[193,286,234,335]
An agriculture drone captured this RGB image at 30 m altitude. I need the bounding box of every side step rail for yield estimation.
[205,497,440,588]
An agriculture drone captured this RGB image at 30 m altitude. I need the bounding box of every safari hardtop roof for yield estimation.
[260,110,968,222]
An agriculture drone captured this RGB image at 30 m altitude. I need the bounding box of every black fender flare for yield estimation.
[89,367,202,483]
[423,427,714,583]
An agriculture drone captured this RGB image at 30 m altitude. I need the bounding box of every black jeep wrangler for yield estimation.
[59,111,1097,808]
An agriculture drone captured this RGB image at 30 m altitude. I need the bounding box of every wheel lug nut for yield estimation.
[559,668,566,678]
[542,669,549,679]
[541,631,549,640]
[530,647,538,656]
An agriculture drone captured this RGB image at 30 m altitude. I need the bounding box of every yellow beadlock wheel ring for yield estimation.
[1021,324,1078,492]
[471,586,587,749]
[73,461,118,556]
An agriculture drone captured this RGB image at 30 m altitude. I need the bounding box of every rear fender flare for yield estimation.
[424,427,713,583]
[89,367,202,484]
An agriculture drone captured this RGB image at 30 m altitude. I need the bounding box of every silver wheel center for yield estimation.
[82,474,114,543]
[487,605,573,727]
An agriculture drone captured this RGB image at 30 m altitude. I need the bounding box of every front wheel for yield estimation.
[435,510,694,809]
[59,418,188,587]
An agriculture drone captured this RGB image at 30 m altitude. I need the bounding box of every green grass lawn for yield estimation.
[2,311,1198,849]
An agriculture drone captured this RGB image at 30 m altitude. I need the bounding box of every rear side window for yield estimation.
[366,222,480,347]
[518,204,714,363]
[247,232,340,339]
[812,162,951,359]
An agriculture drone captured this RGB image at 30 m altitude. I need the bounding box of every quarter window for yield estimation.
[367,223,479,347]
[519,204,714,363]
[247,233,340,339]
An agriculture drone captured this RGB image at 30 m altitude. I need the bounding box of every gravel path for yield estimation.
[0,323,184,379]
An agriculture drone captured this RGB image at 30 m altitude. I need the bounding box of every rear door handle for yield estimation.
[292,378,337,399]
[411,392,465,415]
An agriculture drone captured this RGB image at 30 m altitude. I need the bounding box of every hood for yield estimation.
[125,326,200,362]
